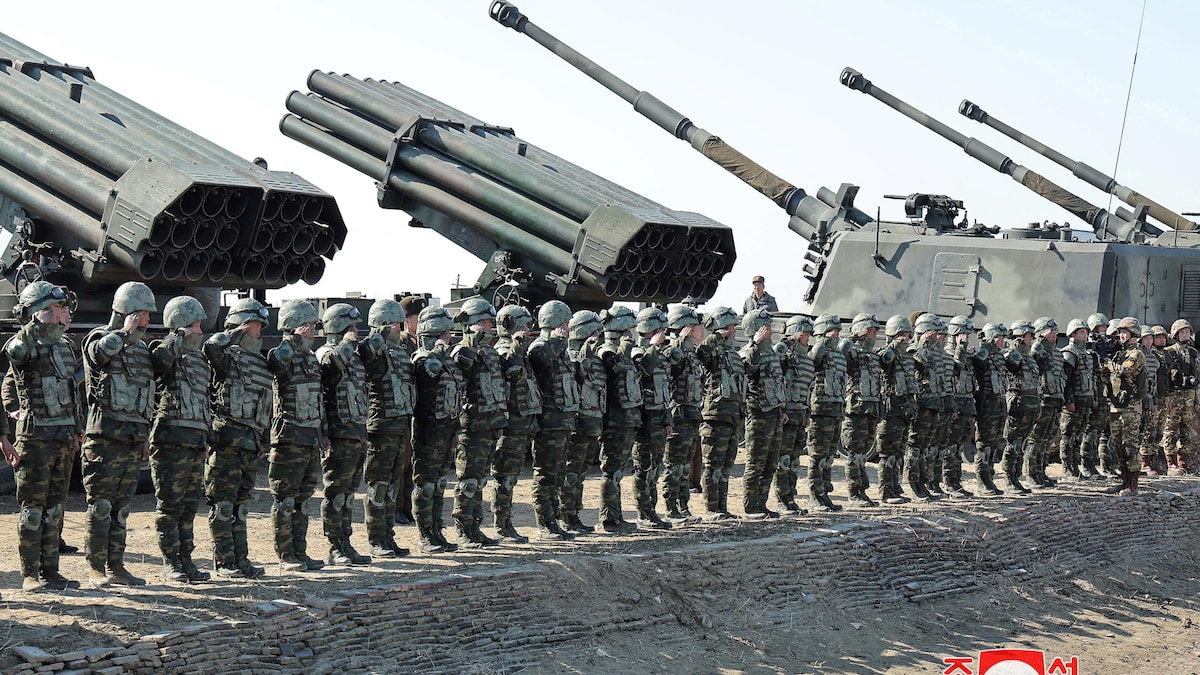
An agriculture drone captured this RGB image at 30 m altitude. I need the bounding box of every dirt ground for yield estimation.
[1,453,1198,673]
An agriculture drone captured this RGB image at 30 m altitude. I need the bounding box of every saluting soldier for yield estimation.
[1059,318,1097,481]
[942,316,976,498]
[876,315,916,504]
[596,306,643,532]
[1001,320,1040,495]
[1028,317,1065,487]
[841,313,882,507]
[411,307,464,553]
[564,310,605,534]
[694,307,745,520]
[807,314,846,512]
[631,307,674,528]
[774,315,815,513]
[905,313,947,501]
[664,305,704,522]
[493,305,540,543]
[529,301,582,540]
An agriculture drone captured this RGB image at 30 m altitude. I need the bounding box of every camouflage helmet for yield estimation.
[1064,318,1088,337]
[1140,324,1154,338]
[913,313,943,335]
[367,298,404,328]
[784,314,814,336]
[850,312,880,337]
[637,307,670,335]
[1116,316,1141,335]
[162,296,207,330]
[18,281,68,315]
[884,314,912,337]
[1152,325,1167,337]
[602,305,637,332]
[537,300,572,331]
[946,315,974,336]
[1032,317,1058,335]
[741,307,772,336]
[497,305,533,336]
[981,322,1007,340]
[702,306,738,331]
[226,297,269,327]
[417,306,455,337]
[323,303,362,334]
[1170,319,1193,339]
[1086,312,1110,331]
[813,313,841,336]
[666,304,699,330]
[569,310,603,340]
[1009,320,1033,337]
[277,300,318,331]
[112,281,156,315]
[455,297,497,327]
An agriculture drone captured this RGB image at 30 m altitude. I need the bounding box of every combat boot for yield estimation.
[1004,474,1031,495]
[1166,454,1183,476]
[178,551,210,582]
[561,514,595,534]
[470,521,499,547]
[327,538,353,566]
[213,562,245,580]
[496,518,530,543]
[106,562,147,587]
[601,518,640,532]
[536,519,572,541]
[637,510,673,529]
[847,488,877,508]
[1104,471,1130,494]
[925,481,945,499]
[279,554,306,573]
[456,520,484,550]
[908,479,933,501]
[417,526,447,554]
[236,560,266,579]
[22,576,43,591]
[161,555,189,583]
[1142,457,1160,477]
[1118,471,1140,496]
[370,540,399,558]
[296,553,325,571]
[976,473,1003,496]
[40,571,78,591]
[1080,460,1101,479]
[340,538,371,565]
[431,523,458,552]
[384,539,410,557]
[879,486,910,505]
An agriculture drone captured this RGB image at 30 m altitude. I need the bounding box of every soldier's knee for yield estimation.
[89,498,113,521]
[210,501,234,522]
[681,464,692,480]
[436,476,448,493]
[420,482,436,499]
[367,482,389,507]
[115,505,131,528]
[236,504,249,522]
[388,482,401,502]
[563,472,579,489]
[273,496,296,513]
[330,493,347,510]
[20,507,42,531]
[458,478,479,499]
[45,504,63,527]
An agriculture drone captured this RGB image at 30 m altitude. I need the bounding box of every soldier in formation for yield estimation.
[493,305,540,543]
[664,305,704,522]
[774,315,815,513]
[529,301,581,540]
[694,307,745,520]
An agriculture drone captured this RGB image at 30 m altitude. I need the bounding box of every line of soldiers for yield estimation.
[6,278,1197,591]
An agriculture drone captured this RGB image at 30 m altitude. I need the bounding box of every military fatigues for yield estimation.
[877,340,916,501]
[81,323,154,577]
[925,343,956,493]
[1161,341,1199,472]
[266,333,326,564]
[665,333,703,519]
[1107,342,1147,482]
[972,341,1010,493]
[529,334,581,532]
[6,321,80,584]
[943,340,977,493]
[412,342,465,546]
[453,333,507,542]
[359,329,415,551]
[316,336,370,558]
[1059,337,1097,479]
[841,337,882,502]
[632,339,673,522]
[695,333,746,516]
[598,336,643,527]
[808,335,846,506]
[149,333,212,577]
[1140,345,1168,472]
[905,335,945,496]
[775,340,814,510]
[566,337,605,528]
[1028,338,1065,486]
[1002,342,1040,490]
[1091,334,1121,476]
[494,334,540,530]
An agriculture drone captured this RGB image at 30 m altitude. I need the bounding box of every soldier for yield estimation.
[876,315,916,504]
[1141,325,1170,476]
[394,295,427,525]
[942,316,976,498]
[1028,317,1064,487]
[738,308,786,516]
[694,307,745,520]
[630,307,674,528]
[5,282,79,591]
[358,299,415,558]
[1087,313,1119,479]
[594,306,642,532]
[972,322,1009,496]
[81,281,156,588]
[905,313,947,501]
[664,305,704,522]
[807,313,846,512]
[774,315,815,513]
[1059,318,1097,481]
[493,305,540,543]
[529,301,582,540]
[841,313,882,507]
[1106,317,1148,495]
[149,296,212,582]
[565,310,605,533]
[206,298,273,579]
[1162,319,1199,475]
[266,300,327,573]
[450,299,506,548]
[1001,320,1041,495]
[927,320,956,497]
[315,304,372,565]
[412,306,464,553]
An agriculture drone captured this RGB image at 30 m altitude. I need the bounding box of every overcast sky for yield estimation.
[6,0,1195,312]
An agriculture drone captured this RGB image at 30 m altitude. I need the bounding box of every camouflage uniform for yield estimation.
[148,299,212,582]
[1028,322,1065,487]
[971,325,1011,496]
[906,331,946,500]
[1090,325,1121,477]
[664,315,703,521]
[565,311,605,534]
[876,319,916,504]
[841,316,883,506]
[631,309,675,528]
[1161,325,1199,474]
[529,303,581,540]
[1059,325,1098,480]
[359,301,416,557]
[1107,321,1147,495]
[1139,336,1168,474]
[694,309,746,519]
[6,287,81,589]
[412,307,465,553]
[775,320,815,513]
[807,315,846,512]
[599,325,643,531]
[494,316,540,542]
[1002,328,1041,494]
[943,327,977,497]
[453,317,507,548]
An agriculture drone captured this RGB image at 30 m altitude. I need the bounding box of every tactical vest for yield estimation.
[946,343,977,397]
[1033,339,1066,401]
[882,342,916,398]
[85,327,154,428]
[670,337,704,410]
[602,339,644,410]
[782,342,815,412]
[973,346,1008,396]
[1166,343,1199,391]
[13,338,77,432]
[743,341,786,412]
[845,339,882,403]
[318,342,369,426]
[1143,347,1163,400]
[572,340,607,418]
[637,342,673,412]
[498,337,542,418]
[217,344,276,433]
[910,337,944,407]
[810,336,847,415]
[1006,345,1041,397]
[1110,345,1145,409]
[699,335,746,406]
[274,343,324,427]
[155,349,212,430]
[1061,340,1096,405]
[368,336,416,422]
[416,347,465,420]
[462,341,507,414]
[532,336,581,412]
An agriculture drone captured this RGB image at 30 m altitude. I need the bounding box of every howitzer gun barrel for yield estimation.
[958,99,1196,231]
[840,68,1158,241]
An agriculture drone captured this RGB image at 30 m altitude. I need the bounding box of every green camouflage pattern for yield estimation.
[774,412,809,508]
[82,435,143,573]
[599,426,636,525]
[149,442,205,565]
[364,431,411,547]
[742,412,782,514]
[15,439,72,578]
[268,441,322,561]
[205,444,258,570]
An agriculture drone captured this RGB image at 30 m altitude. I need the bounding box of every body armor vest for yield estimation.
[1110,345,1145,409]
[637,342,673,412]
[845,339,882,403]
[462,340,507,414]
[1061,340,1097,405]
[318,343,369,428]
[741,340,786,412]
[946,343,976,397]
[416,346,465,420]
[1006,345,1041,397]
[155,349,212,431]
[810,336,846,415]
[910,337,944,407]
[782,342,815,413]
[670,336,705,410]
[531,336,581,412]
[1166,343,1200,391]
[973,346,1008,396]
[699,334,746,407]
[882,343,916,398]
[367,335,416,424]
[1144,347,1165,399]
[13,337,77,433]
[601,339,644,410]
[571,340,607,418]
[1033,339,1066,401]
[272,346,321,431]
[497,337,542,418]
[84,327,154,429]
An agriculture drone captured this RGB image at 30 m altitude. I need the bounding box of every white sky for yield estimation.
[6,0,1196,313]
